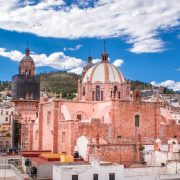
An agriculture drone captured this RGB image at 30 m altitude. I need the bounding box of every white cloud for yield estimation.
[0,0,179,53]
[92,58,124,67]
[0,48,24,61]
[0,47,86,71]
[175,68,180,71]
[92,58,101,64]
[151,80,180,91]
[68,67,83,74]
[0,47,125,75]
[112,59,124,67]
[64,44,83,51]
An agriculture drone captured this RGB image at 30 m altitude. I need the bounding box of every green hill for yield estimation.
[2,71,177,99]
[38,71,80,99]
[128,80,152,90]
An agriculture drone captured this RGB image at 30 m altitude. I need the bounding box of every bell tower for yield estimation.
[19,48,35,76]
[12,48,40,100]
[11,47,40,151]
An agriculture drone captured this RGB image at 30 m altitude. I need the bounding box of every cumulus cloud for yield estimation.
[151,80,180,91]
[0,0,179,53]
[0,48,24,61]
[0,47,125,75]
[112,59,124,67]
[64,44,83,51]
[68,67,83,74]
[0,48,86,71]
[92,59,101,64]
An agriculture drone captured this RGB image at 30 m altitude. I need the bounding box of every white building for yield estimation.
[53,161,123,180]
[172,112,180,124]
[53,161,180,180]
[0,104,14,125]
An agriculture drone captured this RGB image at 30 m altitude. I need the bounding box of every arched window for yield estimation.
[25,70,28,76]
[92,91,95,101]
[101,91,103,101]
[114,86,117,97]
[96,85,100,101]
[135,115,140,127]
[83,87,85,96]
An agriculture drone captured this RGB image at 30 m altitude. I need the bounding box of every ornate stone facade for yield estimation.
[12,49,180,165]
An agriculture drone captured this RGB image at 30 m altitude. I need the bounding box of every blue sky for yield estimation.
[0,0,179,90]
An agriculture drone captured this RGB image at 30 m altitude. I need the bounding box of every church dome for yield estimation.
[21,48,34,62]
[21,55,33,61]
[82,62,125,84]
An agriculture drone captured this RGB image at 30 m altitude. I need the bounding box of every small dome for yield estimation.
[82,62,125,83]
[21,48,34,62]
[21,55,34,61]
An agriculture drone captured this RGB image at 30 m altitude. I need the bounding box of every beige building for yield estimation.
[0,104,14,124]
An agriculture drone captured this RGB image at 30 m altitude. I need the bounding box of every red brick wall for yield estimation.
[88,144,136,166]
[111,100,161,139]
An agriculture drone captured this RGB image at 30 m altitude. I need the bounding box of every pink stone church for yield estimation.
[12,48,180,165]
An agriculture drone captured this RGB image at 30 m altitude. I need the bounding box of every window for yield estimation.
[101,91,103,101]
[92,91,95,101]
[72,175,78,180]
[93,174,98,180]
[114,86,117,97]
[135,115,140,127]
[77,114,82,120]
[25,70,28,76]
[6,111,8,115]
[5,117,8,122]
[109,173,115,180]
[96,86,100,101]
[1,110,3,115]
[83,87,85,96]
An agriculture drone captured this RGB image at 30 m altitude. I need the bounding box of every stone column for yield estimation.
[52,100,59,153]
[155,102,161,138]
[29,124,33,151]
[38,104,43,150]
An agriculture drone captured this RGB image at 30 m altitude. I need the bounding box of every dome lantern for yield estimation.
[101,40,109,63]
[25,48,30,56]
